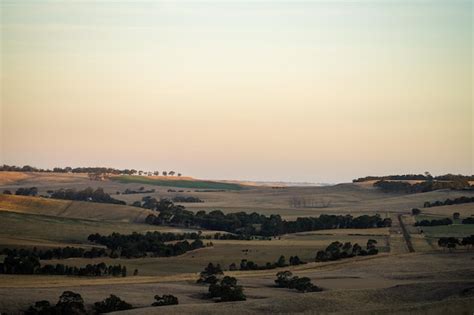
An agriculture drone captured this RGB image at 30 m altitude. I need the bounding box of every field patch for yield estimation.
[0,194,153,223]
[111,175,245,190]
[0,211,196,246]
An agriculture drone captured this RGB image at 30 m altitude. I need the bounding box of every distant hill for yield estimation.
[110,175,245,190]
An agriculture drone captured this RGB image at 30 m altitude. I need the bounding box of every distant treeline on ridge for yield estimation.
[143,200,392,236]
[373,179,472,193]
[353,174,474,182]
[0,164,181,177]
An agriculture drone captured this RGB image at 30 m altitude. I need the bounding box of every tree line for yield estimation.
[48,187,126,205]
[415,218,453,227]
[374,179,472,194]
[353,173,474,182]
[275,271,322,292]
[121,187,156,195]
[230,255,305,272]
[25,291,179,315]
[438,235,474,251]
[423,196,474,208]
[87,231,205,258]
[0,252,127,277]
[415,217,474,226]
[143,200,391,236]
[2,247,107,260]
[0,164,182,177]
[315,240,378,262]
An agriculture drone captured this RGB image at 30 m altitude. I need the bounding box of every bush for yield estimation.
[152,295,179,306]
[94,295,133,313]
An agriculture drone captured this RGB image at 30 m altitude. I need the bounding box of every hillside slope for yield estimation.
[0,194,153,223]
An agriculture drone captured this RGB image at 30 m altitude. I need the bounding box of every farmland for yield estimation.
[0,172,473,314]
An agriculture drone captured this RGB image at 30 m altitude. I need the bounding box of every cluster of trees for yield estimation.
[353,173,474,182]
[229,255,305,271]
[144,200,391,236]
[135,196,178,210]
[415,218,453,227]
[25,291,88,315]
[2,247,107,260]
[195,263,246,302]
[0,252,127,276]
[208,276,246,302]
[152,295,179,307]
[0,164,184,178]
[423,196,474,208]
[463,217,474,224]
[172,195,204,203]
[288,196,331,208]
[10,187,38,196]
[374,179,471,194]
[438,235,474,251]
[87,232,204,258]
[315,240,378,262]
[25,291,179,315]
[121,187,156,195]
[274,271,322,292]
[197,262,224,284]
[48,187,126,205]
[206,232,256,241]
[93,295,133,313]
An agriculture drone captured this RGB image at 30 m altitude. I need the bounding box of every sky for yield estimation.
[0,1,472,183]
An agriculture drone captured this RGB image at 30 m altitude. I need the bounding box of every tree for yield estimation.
[411,208,421,215]
[56,291,86,315]
[274,271,322,293]
[152,295,179,306]
[276,255,286,267]
[208,276,246,302]
[169,171,176,176]
[197,263,223,284]
[3,189,12,195]
[275,271,293,287]
[453,212,460,220]
[25,300,53,315]
[94,295,132,313]
[162,171,167,176]
[438,237,461,252]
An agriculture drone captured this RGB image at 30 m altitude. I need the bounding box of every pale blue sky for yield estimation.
[1,1,472,182]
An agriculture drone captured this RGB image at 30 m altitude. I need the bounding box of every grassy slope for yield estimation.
[0,194,153,223]
[0,211,194,247]
[111,175,245,190]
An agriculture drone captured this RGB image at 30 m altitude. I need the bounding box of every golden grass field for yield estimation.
[0,172,473,314]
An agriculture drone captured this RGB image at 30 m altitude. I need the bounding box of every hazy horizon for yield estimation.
[1,1,472,183]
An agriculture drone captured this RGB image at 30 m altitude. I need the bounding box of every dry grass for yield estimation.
[0,211,196,246]
[0,194,154,223]
[1,173,474,314]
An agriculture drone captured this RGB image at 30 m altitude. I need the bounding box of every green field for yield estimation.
[111,175,245,190]
[415,214,463,224]
[421,224,474,238]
